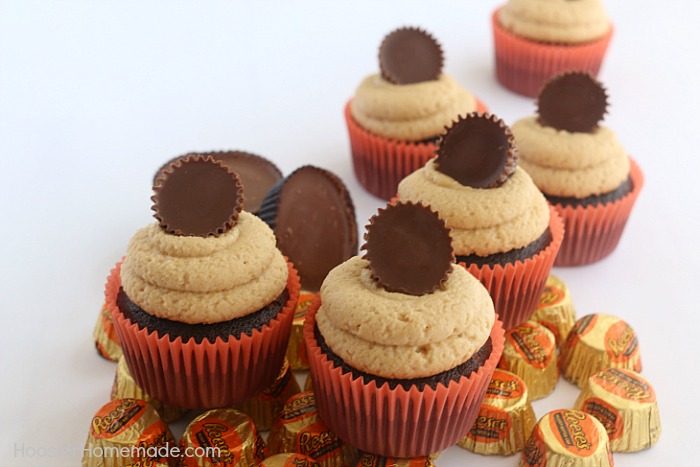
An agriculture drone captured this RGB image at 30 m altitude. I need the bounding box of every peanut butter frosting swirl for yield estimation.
[120,212,288,324]
[398,160,549,256]
[499,0,610,44]
[350,73,477,141]
[316,257,494,379]
[512,116,630,198]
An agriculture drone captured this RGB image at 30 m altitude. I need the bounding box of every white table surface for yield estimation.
[1,1,698,466]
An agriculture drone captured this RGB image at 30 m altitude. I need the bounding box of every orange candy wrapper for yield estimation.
[459,205,564,330]
[94,300,123,362]
[106,261,301,409]
[492,9,613,97]
[286,292,317,370]
[304,297,505,458]
[344,99,488,201]
[553,158,644,266]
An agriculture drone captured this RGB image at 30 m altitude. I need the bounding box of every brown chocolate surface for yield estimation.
[546,176,633,208]
[362,202,454,296]
[152,155,243,237]
[258,166,357,292]
[379,27,443,85]
[456,228,552,268]
[314,325,492,391]
[435,113,518,188]
[117,287,289,344]
[537,72,608,133]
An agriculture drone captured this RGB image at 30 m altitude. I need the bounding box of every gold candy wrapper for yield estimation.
[94,302,123,361]
[286,292,317,370]
[111,356,187,423]
[498,321,558,400]
[530,275,576,346]
[260,453,320,466]
[560,313,642,388]
[356,452,437,466]
[304,374,314,393]
[82,398,175,467]
[520,409,613,466]
[180,409,268,467]
[575,368,661,452]
[233,358,302,431]
[268,392,357,467]
[123,461,169,467]
[458,369,536,456]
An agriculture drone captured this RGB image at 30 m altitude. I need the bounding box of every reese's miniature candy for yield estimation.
[498,321,558,400]
[575,368,661,452]
[94,301,122,361]
[286,292,317,370]
[520,409,613,466]
[560,313,642,388]
[260,453,320,466]
[458,369,536,455]
[179,409,268,466]
[530,274,576,346]
[356,452,436,466]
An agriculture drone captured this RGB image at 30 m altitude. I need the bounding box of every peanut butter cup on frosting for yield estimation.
[379,27,443,85]
[106,155,301,409]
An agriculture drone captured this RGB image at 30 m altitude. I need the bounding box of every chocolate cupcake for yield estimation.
[304,202,504,457]
[107,155,300,409]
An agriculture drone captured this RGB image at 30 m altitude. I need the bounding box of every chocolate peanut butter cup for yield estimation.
[537,72,608,133]
[259,165,357,292]
[379,27,444,85]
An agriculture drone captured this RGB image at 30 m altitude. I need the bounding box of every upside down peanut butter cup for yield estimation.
[379,27,444,85]
[537,72,608,133]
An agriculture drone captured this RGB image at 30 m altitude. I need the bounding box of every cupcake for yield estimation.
[512,72,643,266]
[107,155,300,409]
[397,113,563,330]
[346,27,488,200]
[492,0,613,97]
[304,202,504,458]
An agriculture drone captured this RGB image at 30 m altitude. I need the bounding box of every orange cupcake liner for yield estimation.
[345,99,488,201]
[492,9,613,97]
[459,206,564,331]
[107,260,301,410]
[553,157,644,266]
[304,296,505,458]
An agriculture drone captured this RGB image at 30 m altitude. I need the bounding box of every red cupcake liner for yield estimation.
[345,98,488,201]
[107,260,301,410]
[492,9,613,97]
[459,206,564,331]
[553,157,644,267]
[304,297,505,458]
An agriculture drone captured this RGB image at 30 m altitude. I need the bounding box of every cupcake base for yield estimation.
[553,157,643,266]
[345,99,488,201]
[492,9,613,97]
[304,297,505,458]
[107,260,300,410]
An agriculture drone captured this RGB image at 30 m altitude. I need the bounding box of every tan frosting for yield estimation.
[512,116,630,198]
[316,257,494,379]
[397,161,549,256]
[120,212,288,324]
[499,0,610,43]
[350,73,477,141]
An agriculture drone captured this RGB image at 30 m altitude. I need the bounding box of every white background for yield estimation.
[1,1,698,466]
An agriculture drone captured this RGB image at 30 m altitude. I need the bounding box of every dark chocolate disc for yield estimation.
[379,27,444,85]
[435,113,518,188]
[152,154,243,237]
[362,202,454,296]
[537,72,608,133]
[153,151,282,214]
[258,166,358,292]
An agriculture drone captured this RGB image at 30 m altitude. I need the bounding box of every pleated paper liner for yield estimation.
[344,98,488,201]
[492,9,613,97]
[553,157,644,267]
[459,205,564,331]
[304,296,505,458]
[106,260,301,410]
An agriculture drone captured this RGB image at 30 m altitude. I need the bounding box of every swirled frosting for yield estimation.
[499,0,610,43]
[120,212,288,324]
[316,257,494,379]
[397,160,549,256]
[350,73,477,141]
[512,116,630,198]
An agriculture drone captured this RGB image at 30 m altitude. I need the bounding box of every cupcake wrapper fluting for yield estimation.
[492,9,613,97]
[553,157,644,267]
[459,206,564,331]
[304,297,505,458]
[107,260,301,410]
[345,99,488,201]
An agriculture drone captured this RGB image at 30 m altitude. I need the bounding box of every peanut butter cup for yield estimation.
[379,27,444,85]
[537,72,608,133]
